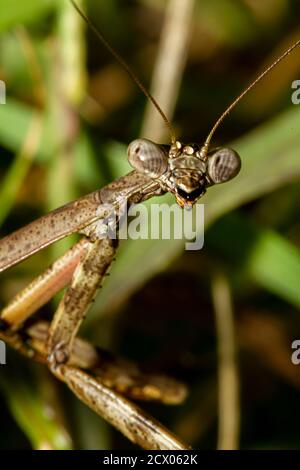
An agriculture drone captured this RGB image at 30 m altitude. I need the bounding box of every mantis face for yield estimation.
[128,139,241,206]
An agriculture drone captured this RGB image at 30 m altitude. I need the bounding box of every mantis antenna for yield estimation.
[71,1,300,155]
[70,0,176,144]
[200,38,300,159]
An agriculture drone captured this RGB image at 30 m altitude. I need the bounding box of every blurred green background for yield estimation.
[1,0,300,450]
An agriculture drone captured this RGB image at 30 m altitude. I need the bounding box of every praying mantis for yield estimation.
[0,0,300,450]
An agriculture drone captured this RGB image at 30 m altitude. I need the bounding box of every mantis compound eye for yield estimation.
[207,148,241,184]
[127,138,168,178]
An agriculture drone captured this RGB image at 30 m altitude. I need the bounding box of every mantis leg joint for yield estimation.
[48,340,70,371]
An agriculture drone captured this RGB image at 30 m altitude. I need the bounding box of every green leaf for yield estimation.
[207,212,300,308]
[0,0,57,31]
[247,230,300,307]
[74,132,106,189]
[0,98,59,161]
[0,371,72,450]
[0,99,35,152]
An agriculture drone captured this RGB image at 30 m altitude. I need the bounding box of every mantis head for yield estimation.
[128,138,241,206]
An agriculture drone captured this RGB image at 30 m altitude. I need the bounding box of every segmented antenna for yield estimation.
[200,38,300,159]
[70,0,176,144]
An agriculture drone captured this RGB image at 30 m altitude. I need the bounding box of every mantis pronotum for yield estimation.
[0,0,300,450]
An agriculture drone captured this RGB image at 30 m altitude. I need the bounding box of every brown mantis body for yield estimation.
[1,0,300,450]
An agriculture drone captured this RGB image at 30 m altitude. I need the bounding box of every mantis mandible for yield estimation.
[0,0,300,450]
